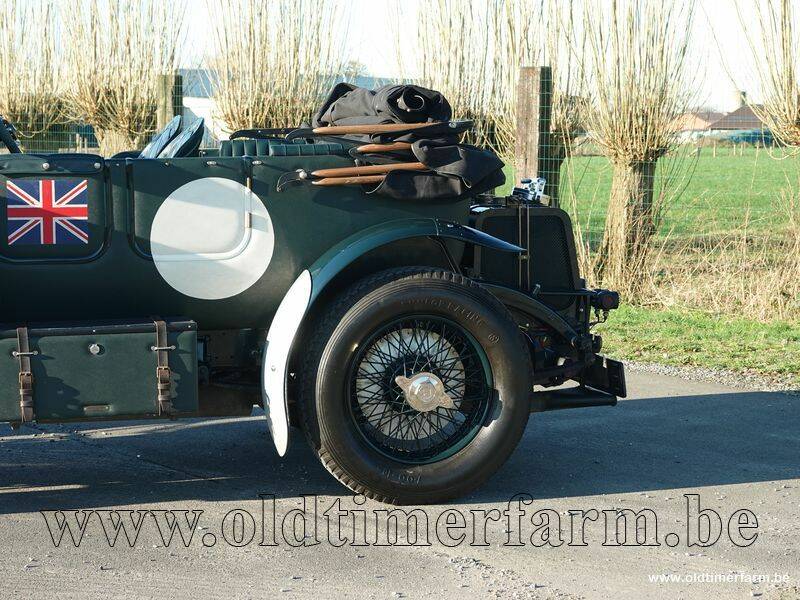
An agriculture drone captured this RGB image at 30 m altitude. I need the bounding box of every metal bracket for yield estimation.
[276,169,309,192]
[11,350,39,357]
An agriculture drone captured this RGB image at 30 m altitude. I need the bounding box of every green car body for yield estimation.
[0,135,626,502]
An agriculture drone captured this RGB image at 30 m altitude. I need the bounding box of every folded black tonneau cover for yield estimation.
[312,83,505,200]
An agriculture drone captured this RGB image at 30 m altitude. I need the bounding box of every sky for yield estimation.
[184,0,766,112]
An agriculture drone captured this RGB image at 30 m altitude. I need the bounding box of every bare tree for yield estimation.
[546,1,586,147]
[488,0,540,157]
[737,0,800,147]
[0,0,60,139]
[399,0,585,165]
[541,0,588,203]
[400,0,538,158]
[206,0,348,132]
[579,0,696,294]
[61,0,184,155]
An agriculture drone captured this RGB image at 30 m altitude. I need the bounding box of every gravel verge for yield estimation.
[620,359,799,395]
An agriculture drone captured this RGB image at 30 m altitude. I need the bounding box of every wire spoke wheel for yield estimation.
[300,269,533,503]
[348,316,492,464]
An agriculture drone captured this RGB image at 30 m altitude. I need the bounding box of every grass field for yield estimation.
[597,305,800,388]
[502,146,800,239]
[500,146,799,383]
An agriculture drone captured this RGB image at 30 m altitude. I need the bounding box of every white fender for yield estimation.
[262,270,312,455]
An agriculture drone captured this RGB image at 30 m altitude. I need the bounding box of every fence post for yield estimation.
[156,72,183,130]
[515,66,560,205]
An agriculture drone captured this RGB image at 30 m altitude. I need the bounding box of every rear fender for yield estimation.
[479,282,581,344]
[262,218,522,455]
[308,218,522,299]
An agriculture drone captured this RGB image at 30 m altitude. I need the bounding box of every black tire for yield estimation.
[297,268,532,504]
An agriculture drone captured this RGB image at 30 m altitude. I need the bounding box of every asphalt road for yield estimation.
[0,371,798,600]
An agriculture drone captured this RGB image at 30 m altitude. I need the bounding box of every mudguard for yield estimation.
[262,218,522,455]
[479,282,581,344]
[308,218,522,295]
[262,270,311,456]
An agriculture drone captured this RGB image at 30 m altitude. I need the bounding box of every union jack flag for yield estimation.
[5,179,89,245]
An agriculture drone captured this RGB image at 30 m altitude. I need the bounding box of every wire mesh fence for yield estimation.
[11,73,187,154]
[504,79,799,321]
[503,80,796,242]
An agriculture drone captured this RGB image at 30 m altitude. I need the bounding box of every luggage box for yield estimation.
[0,320,198,423]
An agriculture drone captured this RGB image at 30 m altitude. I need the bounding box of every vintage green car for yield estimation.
[0,111,624,504]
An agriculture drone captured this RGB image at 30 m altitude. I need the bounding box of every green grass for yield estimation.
[596,305,800,387]
[498,148,800,383]
[501,146,800,238]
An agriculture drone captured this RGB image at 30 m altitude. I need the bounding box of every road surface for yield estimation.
[0,371,797,599]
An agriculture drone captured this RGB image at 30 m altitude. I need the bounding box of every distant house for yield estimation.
[674,110,725,141]
[676,111,725,132]
[675,104,768,142]
[707,105,766,132]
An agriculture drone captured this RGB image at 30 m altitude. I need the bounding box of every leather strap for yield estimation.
[14,327,35,423]
[152,320,175,417]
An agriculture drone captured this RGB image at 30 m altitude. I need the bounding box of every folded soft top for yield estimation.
[309,83,505,200]
[314,83,452,128]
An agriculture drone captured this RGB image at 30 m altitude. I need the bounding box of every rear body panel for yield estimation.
[1,153,470,330]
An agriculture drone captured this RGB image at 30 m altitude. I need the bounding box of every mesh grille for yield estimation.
[529,215,574,309]
[478,217,518,286]
[476,211,575,311]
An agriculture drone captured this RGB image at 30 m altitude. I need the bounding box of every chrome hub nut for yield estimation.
[395,372,455,412]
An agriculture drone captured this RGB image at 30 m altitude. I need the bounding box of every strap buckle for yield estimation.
[15,326,35,423]
[18,371,33,389]
[155,365,174,417]
[153,320,175,418]
[18,371,34,422]
[156,365,171,382]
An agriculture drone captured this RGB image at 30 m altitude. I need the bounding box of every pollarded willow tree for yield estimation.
[539,0,588,204]
[487,0,540,157]
[61,0,184,155]
[0,0,60,139]
[735,0,800,312]
[206,0,348,132]
[402,0,538,159]
[400,0,587,166]
[738,0,800,148]
[580,0,696,294]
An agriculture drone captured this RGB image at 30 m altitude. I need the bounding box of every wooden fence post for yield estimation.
[515,66,561,205]
[156,72,183,130]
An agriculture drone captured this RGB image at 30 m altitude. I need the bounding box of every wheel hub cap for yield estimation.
[395,372,455,412]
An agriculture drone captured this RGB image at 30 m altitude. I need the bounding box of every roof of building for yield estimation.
[675,110,725,131]
[708,105,765,130]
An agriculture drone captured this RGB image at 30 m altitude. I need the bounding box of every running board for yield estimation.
[531,386,618,413]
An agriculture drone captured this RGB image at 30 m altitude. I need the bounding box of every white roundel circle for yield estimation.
[150,177,274,300]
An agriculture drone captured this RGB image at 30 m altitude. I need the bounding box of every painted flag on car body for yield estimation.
[6,179,89,245]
